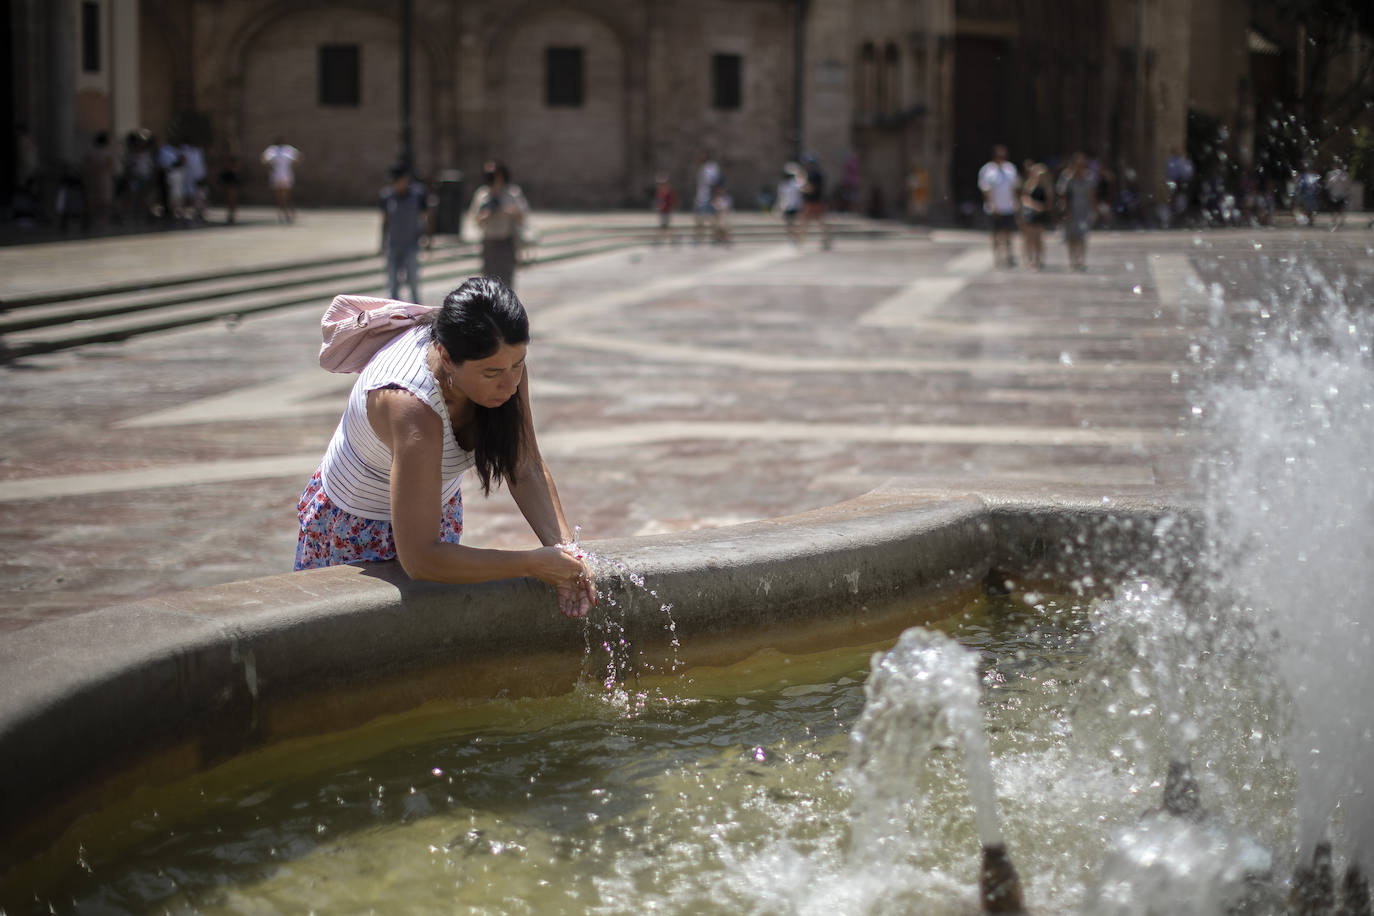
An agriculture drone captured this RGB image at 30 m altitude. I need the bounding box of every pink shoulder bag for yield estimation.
[318,295,439,373]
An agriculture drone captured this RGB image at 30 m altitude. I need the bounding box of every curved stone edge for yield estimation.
[0,482,1199,870]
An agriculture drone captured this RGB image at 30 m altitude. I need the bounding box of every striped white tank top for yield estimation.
[319,323,474,520]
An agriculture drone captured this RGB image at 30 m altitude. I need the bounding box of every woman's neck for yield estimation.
[429,345,475,426]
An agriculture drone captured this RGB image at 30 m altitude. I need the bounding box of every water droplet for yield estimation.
[1132,284,1143,295]
[1059,351,1074,366]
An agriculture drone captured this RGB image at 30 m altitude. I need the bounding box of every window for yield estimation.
[545,47,584,107]
[857,42,877,116]
[80,1,101,74]
[319,45,361,107]
[882,43,900,115]
[711,53,742,110]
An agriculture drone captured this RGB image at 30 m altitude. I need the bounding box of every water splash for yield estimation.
[846,628,1004,853]
[561,526,682,700]
[1198,294,1374,874]
[1083,814,1276,916]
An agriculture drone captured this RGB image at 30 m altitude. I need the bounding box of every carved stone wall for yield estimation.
[8,0,1248,211]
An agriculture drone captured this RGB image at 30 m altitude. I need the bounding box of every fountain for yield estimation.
[0,254,1370,914]
[846,627,1025,913]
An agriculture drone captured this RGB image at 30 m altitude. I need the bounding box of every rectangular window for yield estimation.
[80,1,101,74]
[319,45,361,107]
[711,53,742,110]
[545,47,584,107]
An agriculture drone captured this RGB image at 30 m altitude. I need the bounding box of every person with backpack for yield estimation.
[297,277,596,618]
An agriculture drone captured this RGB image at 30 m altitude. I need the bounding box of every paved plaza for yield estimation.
[2,209,1370,631]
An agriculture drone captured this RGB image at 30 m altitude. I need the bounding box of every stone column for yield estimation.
[1145,0,1190,204]
[927,0,956,220]
[48,0,77,164]
[801,0,853,180]
[110,0,140,141]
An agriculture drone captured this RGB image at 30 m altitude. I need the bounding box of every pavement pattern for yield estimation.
[2,208,1371,632]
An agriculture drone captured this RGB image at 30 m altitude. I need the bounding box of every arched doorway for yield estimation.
[496,8,627,207]
[238,7,434,205]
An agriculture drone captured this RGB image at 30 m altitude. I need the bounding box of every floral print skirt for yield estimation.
[294,468,463,570]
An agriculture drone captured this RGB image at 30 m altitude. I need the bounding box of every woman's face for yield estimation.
[450,342,526,408]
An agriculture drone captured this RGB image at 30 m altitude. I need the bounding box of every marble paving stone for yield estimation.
[2,211,1370,629]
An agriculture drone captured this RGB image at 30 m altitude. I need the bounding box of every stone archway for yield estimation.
[234,5,436,205]
[491,6,629,207]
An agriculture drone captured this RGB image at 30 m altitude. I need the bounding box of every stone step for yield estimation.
[0,235,633,360]
[0,218,922,360]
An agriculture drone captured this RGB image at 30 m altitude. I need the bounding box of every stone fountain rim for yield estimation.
[0,479,1197,868]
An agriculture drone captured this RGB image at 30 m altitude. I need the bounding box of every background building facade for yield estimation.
[5,0,1370,222]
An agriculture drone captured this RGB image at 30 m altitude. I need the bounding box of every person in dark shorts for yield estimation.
[978,145,1020,268]
[218,153,241,224]
[1018,163,1054,270]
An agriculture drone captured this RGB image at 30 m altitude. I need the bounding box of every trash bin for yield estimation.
[434,169,465,237]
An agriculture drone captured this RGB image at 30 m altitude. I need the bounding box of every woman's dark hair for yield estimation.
[430,276,530,495]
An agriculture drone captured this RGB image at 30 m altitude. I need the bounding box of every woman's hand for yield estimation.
[527,546,597,618]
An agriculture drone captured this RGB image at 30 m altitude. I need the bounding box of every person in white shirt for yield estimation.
[777,163,804,244]
[978,145,1020,268]
[179,143,207,221]
[693,153,720,244]
[1325,160,1352,229]
[261,138,301,223]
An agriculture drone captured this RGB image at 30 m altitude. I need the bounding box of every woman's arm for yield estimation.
[367,387,590,614]
[506,373,572,546]
[505,372,597,613]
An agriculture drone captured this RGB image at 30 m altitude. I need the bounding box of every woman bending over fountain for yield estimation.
[294,276,596,618]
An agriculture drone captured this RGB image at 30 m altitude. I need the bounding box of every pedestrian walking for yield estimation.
[155,136,178,220]
[297,276,597,619]
[165,152,190,224]
[218,152,242,225]
[380,164,431,304]
[906,161,931,223]
[261,138,301,223]
[1019,163,1053,270]
[978,144,1019,267]
[777,163,804,243]
[653,174,678,244]
[841,151,861,212]
[1325,160,1352,229]
[1165,146,1194,227]
[82,132,116,229]
[798,154,831,249]
[692,153,720,245]
[180,142,207,222]
[122,129,156,223]
[468,160,529,289]
[710,181,733,245]
[1060,153,1096,271]
[1295,164,1320,226]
